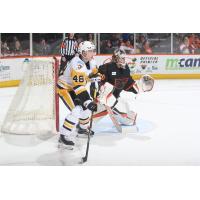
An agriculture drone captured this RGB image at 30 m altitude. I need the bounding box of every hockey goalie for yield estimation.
[90,49,154,131]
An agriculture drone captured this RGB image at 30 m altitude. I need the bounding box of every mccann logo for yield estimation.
[166,58,200,70]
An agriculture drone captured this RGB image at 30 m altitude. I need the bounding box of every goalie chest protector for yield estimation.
[98,62,135,91]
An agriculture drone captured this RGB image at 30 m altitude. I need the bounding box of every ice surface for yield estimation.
[0,80,200,165]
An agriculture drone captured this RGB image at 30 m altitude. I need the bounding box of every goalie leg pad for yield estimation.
[97,82,117,107]
[112,98,137,126]
[92,103,108,123]
[113,108,137,126]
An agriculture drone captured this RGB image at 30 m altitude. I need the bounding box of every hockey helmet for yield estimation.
[78,41,96,55]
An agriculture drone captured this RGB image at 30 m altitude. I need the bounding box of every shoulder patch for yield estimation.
[77,64,83,69]
[112,72,116,75]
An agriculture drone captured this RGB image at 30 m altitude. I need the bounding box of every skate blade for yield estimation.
[76,134,87,139]
[76,134,94,139]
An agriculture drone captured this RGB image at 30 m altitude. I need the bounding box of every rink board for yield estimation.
[1,55,200,87]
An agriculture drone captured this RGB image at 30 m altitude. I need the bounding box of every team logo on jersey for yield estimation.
[77,64,83,69]
[114,78,129,89]
[112,72,116,75]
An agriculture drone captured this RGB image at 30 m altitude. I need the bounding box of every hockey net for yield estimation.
[1,57,59,135]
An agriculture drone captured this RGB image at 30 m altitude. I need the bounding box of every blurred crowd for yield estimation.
[100,33,135,54]
[174,33,200,54]
[1,34,30,56]
[1,33,200,57]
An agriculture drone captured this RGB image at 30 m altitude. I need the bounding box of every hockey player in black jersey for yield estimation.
[98,49,139,98]
[91,49,154,127]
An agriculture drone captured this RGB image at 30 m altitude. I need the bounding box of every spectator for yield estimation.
[1,41,10,55]
[188,34,197,53]
[100,33,124,53]
[0,34,30,57]
[179,37,190,54]
[87,33,94,43]
[13,40,22,54]
[122,33,130,41]
[120,40,135,54]
[137,35,152,54]
[38,38,51,55]
[110,34,121,48]
[136,34,146,53]
[104,40,115,54]
[129,34,134,46]
[32,33,63,56]
[77,36,83,44]
[13,36,18,42]
[143,40,152,54]
[194,35,200,53]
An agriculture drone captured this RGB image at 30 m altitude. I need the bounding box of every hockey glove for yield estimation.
[140,74,154,92]
[87,102,97,112]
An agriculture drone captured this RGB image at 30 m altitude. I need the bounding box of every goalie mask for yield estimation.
[140,74,154,92]
[112,49,126,68]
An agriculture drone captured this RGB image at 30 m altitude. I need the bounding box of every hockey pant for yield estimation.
[57,87,91,137]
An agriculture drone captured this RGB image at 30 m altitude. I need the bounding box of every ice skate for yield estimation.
[76,124,94,137]
[58,134,75,150]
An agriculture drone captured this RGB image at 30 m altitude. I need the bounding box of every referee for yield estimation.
[59,33,78,76]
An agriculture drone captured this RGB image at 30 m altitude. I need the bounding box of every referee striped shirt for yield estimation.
[60,37,78,56]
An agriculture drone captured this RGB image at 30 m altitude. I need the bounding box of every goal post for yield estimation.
[1,57,59,136]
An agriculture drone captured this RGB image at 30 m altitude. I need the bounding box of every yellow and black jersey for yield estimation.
[58,56,98,104]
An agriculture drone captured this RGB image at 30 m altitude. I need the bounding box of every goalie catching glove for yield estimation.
[140,74,154,92]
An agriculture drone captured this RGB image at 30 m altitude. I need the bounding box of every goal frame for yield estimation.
[0,56,60,135]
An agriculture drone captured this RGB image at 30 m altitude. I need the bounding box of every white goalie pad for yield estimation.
[96,87,137,125]
[97,82,117,107]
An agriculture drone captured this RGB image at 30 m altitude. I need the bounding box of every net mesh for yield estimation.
[1,58,57,135]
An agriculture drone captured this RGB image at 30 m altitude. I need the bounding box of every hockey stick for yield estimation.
[81,87,97,163]
[104,105,122,133]
[81,110,94,163]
